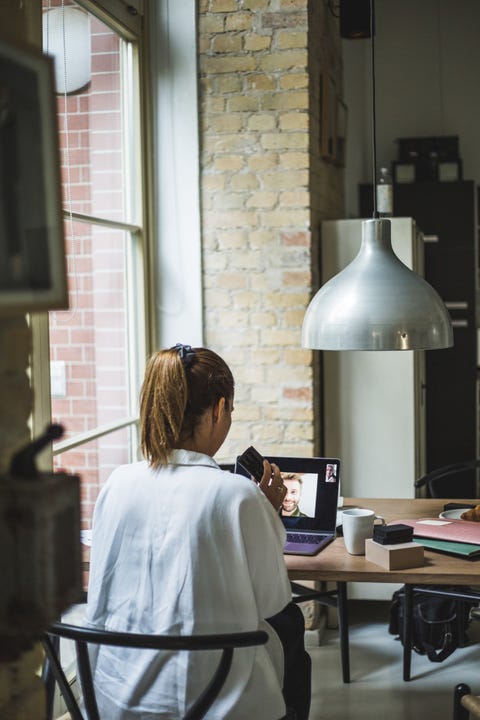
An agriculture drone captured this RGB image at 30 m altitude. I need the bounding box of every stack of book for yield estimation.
[395,518,480,559]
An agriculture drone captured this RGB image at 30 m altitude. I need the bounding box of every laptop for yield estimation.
[234,455,341,556]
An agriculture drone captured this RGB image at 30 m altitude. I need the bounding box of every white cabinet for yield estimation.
[321,218,426,600]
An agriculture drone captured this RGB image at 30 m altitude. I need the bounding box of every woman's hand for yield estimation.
[258,460,286,511]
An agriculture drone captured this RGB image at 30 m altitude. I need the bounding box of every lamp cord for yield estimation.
[370,0,379,218]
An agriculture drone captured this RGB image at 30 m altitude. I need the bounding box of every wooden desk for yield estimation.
[286,497,480,680]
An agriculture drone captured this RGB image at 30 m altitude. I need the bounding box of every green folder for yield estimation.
[413,537,480,559]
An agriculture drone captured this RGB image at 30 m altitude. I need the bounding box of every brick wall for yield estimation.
[198,0,344,461]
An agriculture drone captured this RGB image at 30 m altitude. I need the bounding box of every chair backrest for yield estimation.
[414,459,480,498]
[42,621,268,720]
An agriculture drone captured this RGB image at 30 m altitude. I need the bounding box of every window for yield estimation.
[36,0,150,527]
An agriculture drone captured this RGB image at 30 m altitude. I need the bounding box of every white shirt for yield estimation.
[85,449,292,719]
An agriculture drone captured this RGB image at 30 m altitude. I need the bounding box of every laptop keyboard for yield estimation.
[287,533,327,544]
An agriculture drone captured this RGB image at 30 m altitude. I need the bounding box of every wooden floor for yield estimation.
[308,600,480,720]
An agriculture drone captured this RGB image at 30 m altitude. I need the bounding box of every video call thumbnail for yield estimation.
[280,463,337,518]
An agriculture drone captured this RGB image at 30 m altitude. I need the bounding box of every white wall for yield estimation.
[344,0,480,217]
[149,0,203,348]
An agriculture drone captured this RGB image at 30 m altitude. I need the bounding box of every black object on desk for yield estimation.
[373,524,413,545]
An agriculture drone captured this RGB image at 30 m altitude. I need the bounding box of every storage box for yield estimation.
[365,539,424,570]
[374,523,413,545]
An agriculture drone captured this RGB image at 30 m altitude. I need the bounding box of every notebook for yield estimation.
[235,455,341,556]
[394,518,480,545]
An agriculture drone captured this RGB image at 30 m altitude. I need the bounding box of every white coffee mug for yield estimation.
[342,508,385,555]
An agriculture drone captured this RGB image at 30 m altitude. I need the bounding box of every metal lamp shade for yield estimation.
[302,219,454,351]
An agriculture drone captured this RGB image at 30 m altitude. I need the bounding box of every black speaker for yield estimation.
[340,0,373,39]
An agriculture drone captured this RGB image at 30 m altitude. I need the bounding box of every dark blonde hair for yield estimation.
[140,346,234,468]
[281,473,303,485]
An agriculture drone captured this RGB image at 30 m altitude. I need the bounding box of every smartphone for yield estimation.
[236,445,265,483]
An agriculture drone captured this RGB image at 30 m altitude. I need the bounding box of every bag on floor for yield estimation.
[388,585,476,662]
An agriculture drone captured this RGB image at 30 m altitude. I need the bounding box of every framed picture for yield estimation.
[320,72,336,162]
[0,38,67,314]
[335,98,348,167]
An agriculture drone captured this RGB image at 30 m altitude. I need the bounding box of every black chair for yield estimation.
[415,459,480,498]
[42,620,272,720]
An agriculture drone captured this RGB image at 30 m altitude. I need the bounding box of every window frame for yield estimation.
[32,0,153,469]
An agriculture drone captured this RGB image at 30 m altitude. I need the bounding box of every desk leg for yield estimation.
[403,584,413,681]
[337,582,350,683]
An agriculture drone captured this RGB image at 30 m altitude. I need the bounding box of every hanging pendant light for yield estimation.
[302,0,453,351]
[43,6,91,95]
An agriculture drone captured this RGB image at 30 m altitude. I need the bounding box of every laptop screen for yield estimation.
[235,455,340,533]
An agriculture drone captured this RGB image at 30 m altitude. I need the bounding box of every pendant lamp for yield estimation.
[302,1,453,351]
[43,6,91,95]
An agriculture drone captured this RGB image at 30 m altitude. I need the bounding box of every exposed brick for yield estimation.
[248,230,275,246]
[227,95,259,111]
[227,250,263,270]
[202,55,256,74]
[199,15,225,33]
[279,189,310,205]
[280,0,308,9]
[284,309,308,326]
[209,0,237,10]
[242,0,269,8]
[201,96,225,113]
[282,270,311,286]
[233,291,262,308]
[264,406,313,422]
[214,155,245,170]
[246,191,278,208]
[204,289,232,307]
[198,35,211,54]
[204,210,259,228]
[247,114,276,131]
[277,29,307,49]
[215,273,249,290]
[243,0,271,10]
[245,73,276,90]
[262,169,308,188]
[247,153,279,170]
[244,34,272,51]
[212,33,243,53]
[216,229,248,247]
[230,173,260,190]
[261,132,309,150]
[261,11,307,29]
[216,75,244,93]
[251,311,277,327]
[203,173,226,190]
[205,132,258,152]
[280,151,309,169]
[283,386,312,401]
[259,208,309,226]
[261,286,310,306]
[225,11,254,31]
[210,114,244,133]
[279,111,309,130]
[260,91,309,111]
[258,51,307,71]
[279,72,309,89]
[198,0,344,464]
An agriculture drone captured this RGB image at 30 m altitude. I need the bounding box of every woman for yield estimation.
[85,344,310,719]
